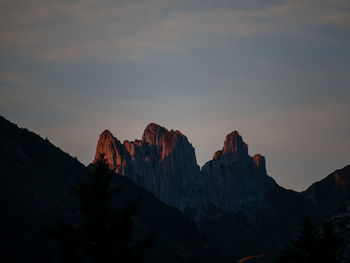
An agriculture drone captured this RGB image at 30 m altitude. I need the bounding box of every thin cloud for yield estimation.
[1,0,349,62]
[0,71,28,86]
[1,0,349,191]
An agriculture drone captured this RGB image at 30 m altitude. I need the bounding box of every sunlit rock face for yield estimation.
[202,131,274,211]
[94,124,275,217]
[93,125,350,261]
[94,123,202,210]
[94,129,130,175]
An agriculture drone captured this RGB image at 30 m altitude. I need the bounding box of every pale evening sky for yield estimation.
[1,0,350,191]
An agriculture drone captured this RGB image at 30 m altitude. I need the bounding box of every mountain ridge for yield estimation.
[94,122,201,210]
[92,123,323,261]
[2,116,349,262]
[93,123,279,216]
[0,116,217,263]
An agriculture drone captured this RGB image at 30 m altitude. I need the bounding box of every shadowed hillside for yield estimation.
[0,116,216,263]
[1,115,349,262]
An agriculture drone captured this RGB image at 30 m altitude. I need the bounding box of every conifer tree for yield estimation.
[277,216,343,263]
[315,220,342,263]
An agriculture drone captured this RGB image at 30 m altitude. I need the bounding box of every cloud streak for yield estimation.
[1,0,350,62]
[1,0,349,191]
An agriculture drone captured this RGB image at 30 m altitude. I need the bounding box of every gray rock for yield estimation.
[93,125,276,219]
[94,123,202,210]
[201,131,274,213]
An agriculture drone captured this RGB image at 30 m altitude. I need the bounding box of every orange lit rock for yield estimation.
[93,123,201,210]
[222,130,248,156]
[93,125,274,217]
[253,154,265,168]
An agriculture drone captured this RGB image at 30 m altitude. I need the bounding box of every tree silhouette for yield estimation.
[291,216,318,263]
[47,155,156,263]
[277,216,343,263]
[316,220,342,263]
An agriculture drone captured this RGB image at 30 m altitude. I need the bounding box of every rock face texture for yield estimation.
[201,131,274,212]
[93,124,303,261]
[94,123,202,210]
[94,124,274,216]
[302,165,350,217]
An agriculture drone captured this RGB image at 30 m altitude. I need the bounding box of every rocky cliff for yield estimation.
[94,123,202,210]
[201,131,275,212]
[0,116,217,263]
[93,125,316,261]
[93,124,276,217]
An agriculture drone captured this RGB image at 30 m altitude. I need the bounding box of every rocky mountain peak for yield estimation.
[92,123,200,210]
[202,131,273,212]
[253,154,265,167]
[220,130,248,156]
[141,123,190,160]
[99,129,115,142]
[94,129,119,160]
[142,123,167,146]
[93,129,124,172]
[93,125,275,216]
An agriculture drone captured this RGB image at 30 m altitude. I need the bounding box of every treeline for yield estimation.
[277,216,343,263]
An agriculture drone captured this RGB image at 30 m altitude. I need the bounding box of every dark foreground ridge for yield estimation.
[93,123,350,262]
[0,116,215,263]
[1,116,350,262]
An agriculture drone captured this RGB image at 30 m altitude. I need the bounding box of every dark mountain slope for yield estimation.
[199,180,321,263]
[302,165,350,217]
[94,125,322,262]
[0,116,215,263]
[301,165,350,262]
[103,170,214,263]
[0,116,85,262]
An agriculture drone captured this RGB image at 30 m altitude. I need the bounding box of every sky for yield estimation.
[1,0,350,191]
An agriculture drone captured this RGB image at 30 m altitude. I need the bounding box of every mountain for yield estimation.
[302,165,350,262]
[199,132,321,262]
[0,116,85,262]
[201,131,275,214]
[0,116,215,263]
[3,116,348,263]
[302,165,350,217]
[93,123,321,262]
[93,124,278,219]
[94,123,203,211]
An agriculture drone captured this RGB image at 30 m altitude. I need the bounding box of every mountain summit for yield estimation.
[92,125,313,260]
[202,130,271,212]
[212,131,248,160]
[2,116,348,262]
[93,125,272,215]
[92,124,330,261]
[222,131,248,156]
[141,123,187,160]
[93,123,200,210]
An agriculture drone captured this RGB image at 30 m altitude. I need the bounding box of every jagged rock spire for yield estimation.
[93,123,200,210]
[93,125,272,214]
[213,131,248,160]
[222,131,248,155]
